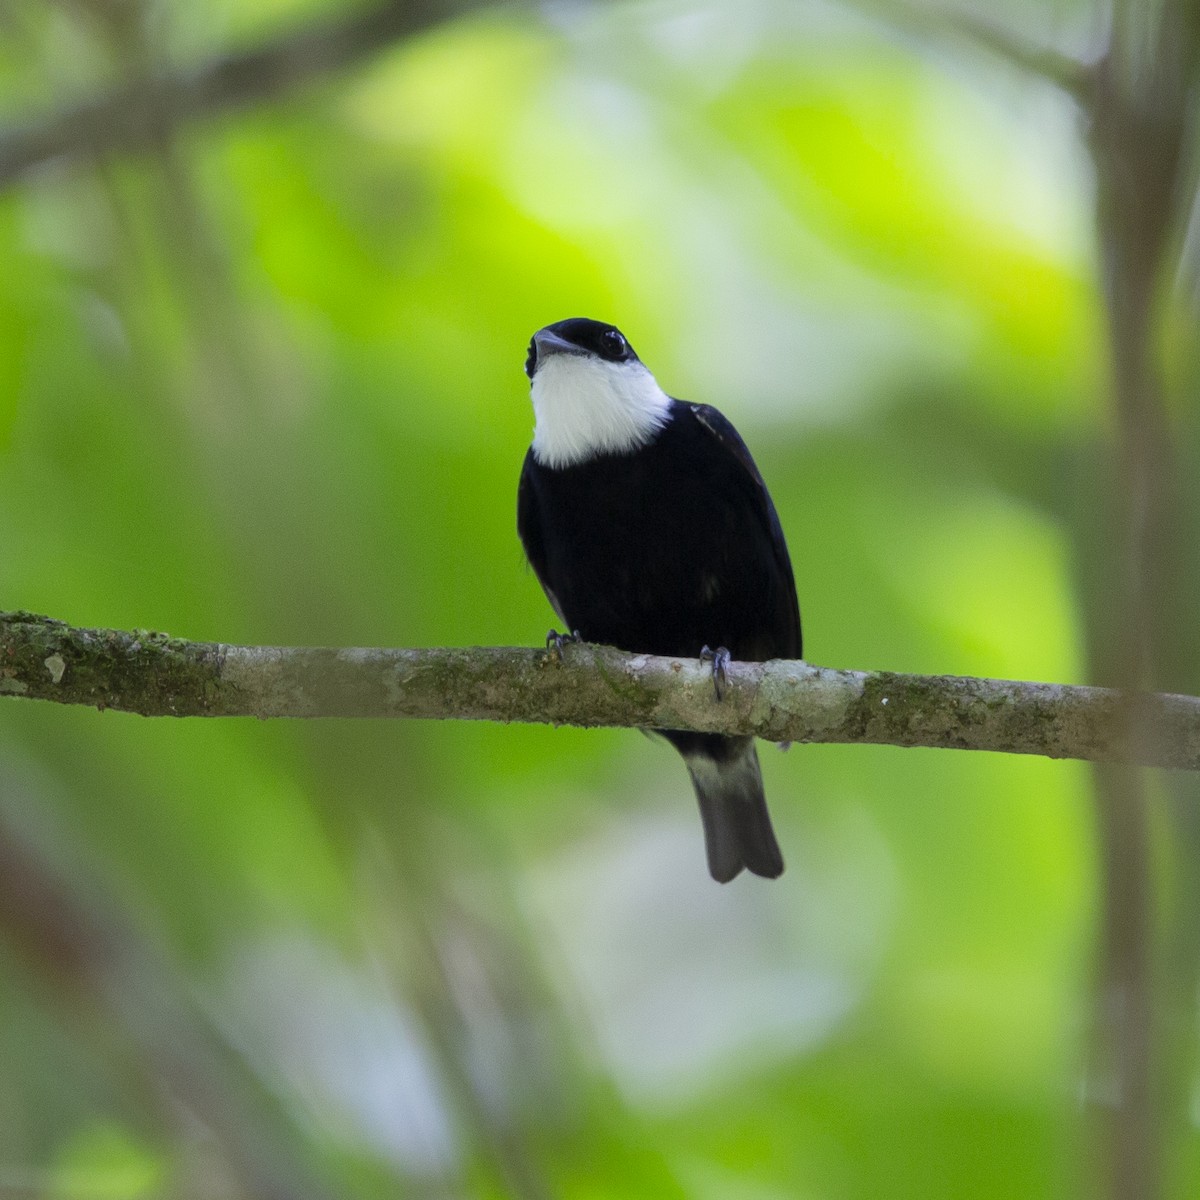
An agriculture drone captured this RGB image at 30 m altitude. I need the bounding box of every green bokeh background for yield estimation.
[0,0,1174,1196]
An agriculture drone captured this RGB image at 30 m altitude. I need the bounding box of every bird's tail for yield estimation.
[677,735,784,883]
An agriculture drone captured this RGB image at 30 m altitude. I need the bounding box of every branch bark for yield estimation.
[3,612,1199,769]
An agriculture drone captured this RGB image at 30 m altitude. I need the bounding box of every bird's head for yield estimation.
[525,317,671,468]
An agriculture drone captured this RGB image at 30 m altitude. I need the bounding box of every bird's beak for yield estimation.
[533,329,583,360]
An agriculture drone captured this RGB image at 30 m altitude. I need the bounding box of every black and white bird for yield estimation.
[516,317,802,882]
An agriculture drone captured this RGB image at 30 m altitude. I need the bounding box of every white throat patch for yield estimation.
[530,354,672,468]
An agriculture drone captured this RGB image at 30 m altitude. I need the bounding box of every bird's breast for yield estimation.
[526,437,780,659]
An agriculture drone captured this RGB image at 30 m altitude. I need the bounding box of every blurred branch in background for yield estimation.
[4,612,1200,767]
[1079,2,1200,1198]
[0,783,339,1200]
[863,1,1093,97]
[0,0,480,189]
[861,4,1200,1195]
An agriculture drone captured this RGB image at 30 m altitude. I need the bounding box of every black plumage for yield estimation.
[517,318,801,881]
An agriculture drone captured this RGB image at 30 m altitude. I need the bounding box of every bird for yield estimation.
[516,317,802,882]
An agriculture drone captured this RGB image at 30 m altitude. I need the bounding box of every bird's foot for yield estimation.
[699,645,732,701]
[546,628,583,660]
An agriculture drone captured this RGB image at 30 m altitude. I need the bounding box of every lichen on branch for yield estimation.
[2,611,1199,769]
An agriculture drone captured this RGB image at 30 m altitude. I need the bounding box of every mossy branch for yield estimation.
[3,612,1199,769]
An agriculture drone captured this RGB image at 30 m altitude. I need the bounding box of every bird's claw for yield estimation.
[699,644,732,701]
[546,628,583,660]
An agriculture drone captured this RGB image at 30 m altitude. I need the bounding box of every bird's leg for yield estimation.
[699,645,732,701]
[546,628,583,660]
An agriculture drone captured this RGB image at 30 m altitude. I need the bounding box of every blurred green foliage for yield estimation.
[0,0,1159,1196]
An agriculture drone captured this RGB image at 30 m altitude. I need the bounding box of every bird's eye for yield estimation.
[524,337,537,379]
[601,329,628,360]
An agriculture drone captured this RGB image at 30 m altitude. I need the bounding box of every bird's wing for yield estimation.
[688,403,803,659]
[517,449,568,625]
